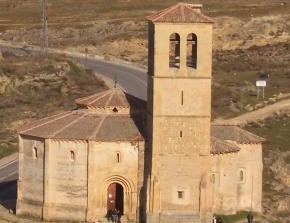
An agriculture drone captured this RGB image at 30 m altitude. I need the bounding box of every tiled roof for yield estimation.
[75,88,146,110]
[19,89,146,141]
[146,2,213,23]
[211,124,265,144]
[211,137,240,154]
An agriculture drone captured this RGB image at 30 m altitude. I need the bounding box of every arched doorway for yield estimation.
[107,183,124,214]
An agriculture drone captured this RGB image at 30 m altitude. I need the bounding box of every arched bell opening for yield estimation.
[186,33,197,69]
[169,33,180,68]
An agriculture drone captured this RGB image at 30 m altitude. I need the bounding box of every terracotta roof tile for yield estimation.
[211,137,240,154]
[96,116,144,141]
[146,2,213,23]
[75,88,146,111]
[19,110,144,141]
[211,124,265,144]
[18,111,75,137]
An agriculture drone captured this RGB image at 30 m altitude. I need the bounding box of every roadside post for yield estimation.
[256,79,267,99]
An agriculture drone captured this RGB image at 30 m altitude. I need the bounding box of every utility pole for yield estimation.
[41,0,48,56]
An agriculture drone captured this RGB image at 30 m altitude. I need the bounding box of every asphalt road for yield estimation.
[0,159,18,183]
[0,44,148,205]
[0,44,148,100]
[79,57,147,100]
[0,155,18,209]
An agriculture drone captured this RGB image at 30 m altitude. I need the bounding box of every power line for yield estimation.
[41,0,48,56]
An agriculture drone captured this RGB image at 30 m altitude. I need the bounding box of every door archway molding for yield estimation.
[103,175,136,214]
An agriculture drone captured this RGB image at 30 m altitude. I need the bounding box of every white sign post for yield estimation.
[256,80,267,99]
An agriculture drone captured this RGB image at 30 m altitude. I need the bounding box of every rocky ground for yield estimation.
[0,0,289,222]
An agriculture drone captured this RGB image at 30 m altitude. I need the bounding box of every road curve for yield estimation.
[79,57,147,100]
[0,43,148,100]
[0,43,148,185]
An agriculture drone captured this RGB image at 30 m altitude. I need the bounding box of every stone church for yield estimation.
[16,3,264,223]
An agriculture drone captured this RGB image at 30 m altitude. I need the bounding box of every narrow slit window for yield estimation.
[70,151,75,161]
[211,174,216,184]
[169,33,180,68]
[33,146,38,159]
[187,33,197,68]
[116,152,121,163]
[239,170,244,182]
[180,131,183,138]
[181,91,184,105]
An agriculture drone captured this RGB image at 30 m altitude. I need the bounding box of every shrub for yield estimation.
[283,154,290,164]
[0,144,17,159]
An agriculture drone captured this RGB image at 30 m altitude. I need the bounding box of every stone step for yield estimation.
[147,213,201,223]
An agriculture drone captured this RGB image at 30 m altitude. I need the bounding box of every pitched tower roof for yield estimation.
[146,2,213,23]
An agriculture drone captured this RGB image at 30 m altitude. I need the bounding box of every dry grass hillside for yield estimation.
[0,52,107,158]
[246,115,290,222]
[0,0,289,117]
[0,0,289,222]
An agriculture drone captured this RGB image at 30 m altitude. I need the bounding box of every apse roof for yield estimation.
[75,88,146,110]
[211,124,265,144]
[146,2,213,23]
[19,89,145,141]
[210,137,240,154]
[19,110,144,141]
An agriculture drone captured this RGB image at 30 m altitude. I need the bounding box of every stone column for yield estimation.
[86,140,96,221]
[42,139,52,219]
[16,135,24,215]
[180,33,187,71]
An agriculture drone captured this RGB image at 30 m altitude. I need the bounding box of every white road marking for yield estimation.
[0,159,18,169]
[0,170,18,181]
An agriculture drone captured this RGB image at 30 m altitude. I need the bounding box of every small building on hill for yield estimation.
[16,3,264,223]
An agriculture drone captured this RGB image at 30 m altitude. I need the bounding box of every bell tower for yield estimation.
[146,3,213,223]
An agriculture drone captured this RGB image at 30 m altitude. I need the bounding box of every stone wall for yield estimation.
[43,139,88,221]
[17,135,45,218]
[211,152,238,214]
[236,143,263,212]
[138,140,146,222]
[87,140,143,222]
[211,142,263,215]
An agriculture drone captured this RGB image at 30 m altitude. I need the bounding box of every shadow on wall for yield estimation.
[0,180,17,212]
[125,92,147,139]
[124,92,149,223]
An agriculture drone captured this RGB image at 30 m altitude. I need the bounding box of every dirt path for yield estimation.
[213,98,290,126]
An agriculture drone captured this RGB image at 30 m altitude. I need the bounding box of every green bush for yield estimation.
[67,60,82,75]
[283,154,290,164]
[0,144,17,159]
[66,60,106,89]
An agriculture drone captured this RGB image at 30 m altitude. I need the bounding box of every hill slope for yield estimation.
[0,52,107,158]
